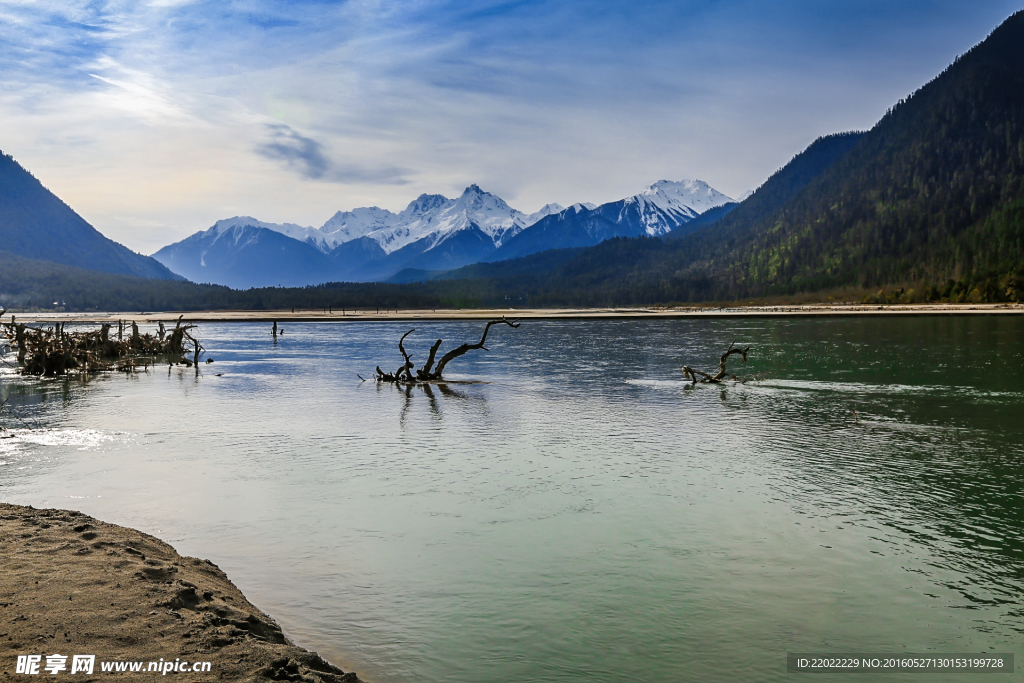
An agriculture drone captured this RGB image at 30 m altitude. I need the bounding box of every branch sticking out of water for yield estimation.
[1,314,205,377]
[682,341,750,385]
[375,319,521,384]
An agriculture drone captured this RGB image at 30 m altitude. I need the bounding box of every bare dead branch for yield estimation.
[0,318,205,377]
[682,341,750,385]
[374,319,520,384]
[429,319,520,380]
[416,339,443,381]
[395,329,416,381]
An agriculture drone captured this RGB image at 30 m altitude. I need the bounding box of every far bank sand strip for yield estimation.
[0,503,362,682]
[11,303,1024,325]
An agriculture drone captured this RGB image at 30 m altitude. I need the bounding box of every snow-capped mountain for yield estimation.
[317,206,397,249]
[360,194,451,253]
[624,180,733,236]
[362,185,529,254]
[151,185,542,285]
[152,179,732,287]
[208,216,324,245]
[281,186,554,256]
[484,180,733,263]
[525,203,566,225]
[151,221,338,289]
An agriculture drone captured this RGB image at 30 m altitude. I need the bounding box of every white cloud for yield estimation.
[86,70,192,123]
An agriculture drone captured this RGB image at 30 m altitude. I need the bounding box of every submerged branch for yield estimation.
[374,319,521,384]
[682,341,750,385]
[429,319,520,380]
[0,315,205,377]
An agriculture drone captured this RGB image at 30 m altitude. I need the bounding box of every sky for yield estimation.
[1,0,1021,254]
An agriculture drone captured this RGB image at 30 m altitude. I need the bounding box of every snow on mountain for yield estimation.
[441,184,527,244]
[209,216,325,245]
[484,180,732,263]
[525,203,565,225]
[185,185,535,262]
[623,180,733,236]
[638,179,732,213]
[358,193,451,253]
[201,182,731,257]
[364,185,528,254]
[151,219,337,289]
[155,179,736,286]
[210,186,673,260]
[317,206,397,249]
[736,190,754,202]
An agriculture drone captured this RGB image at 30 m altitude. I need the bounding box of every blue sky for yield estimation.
[1,0,1020,252]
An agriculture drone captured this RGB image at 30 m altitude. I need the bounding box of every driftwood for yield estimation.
[375,319,520,383]
[682,341,750,385]
[0,315,204,377]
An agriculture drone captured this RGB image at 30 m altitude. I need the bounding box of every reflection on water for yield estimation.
[1,317,1022,683]
[376,380,479,426]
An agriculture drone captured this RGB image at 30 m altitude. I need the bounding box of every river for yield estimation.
[2,316,1021,682]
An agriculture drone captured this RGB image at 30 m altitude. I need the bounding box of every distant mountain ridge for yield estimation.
[150,223,338,290]
[486,179,732,262]
[152,179,732,288]
[0,152,182,280]
[418,132,864,286]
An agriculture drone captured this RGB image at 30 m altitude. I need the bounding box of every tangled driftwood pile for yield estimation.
[0,312,204,377]
[373,319,520,384]
[681,341,750,384]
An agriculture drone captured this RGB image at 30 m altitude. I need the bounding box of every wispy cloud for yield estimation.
[86,58,194,124]
[258,124,332,179]
[257,123,409,184]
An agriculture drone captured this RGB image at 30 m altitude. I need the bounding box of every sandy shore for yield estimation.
[0,503,361,682]
[8,302,1024,324]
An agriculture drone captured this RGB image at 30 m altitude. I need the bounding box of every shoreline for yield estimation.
[0,503,362,682]
[7,302,1024,324]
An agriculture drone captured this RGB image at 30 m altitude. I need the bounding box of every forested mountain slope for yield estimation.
[688,10,1024,297]
[665,132,865,243]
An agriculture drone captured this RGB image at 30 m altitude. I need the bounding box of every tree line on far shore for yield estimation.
[2,247,1020,314]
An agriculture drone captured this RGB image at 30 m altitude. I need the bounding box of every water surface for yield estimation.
[2,317,1022,682]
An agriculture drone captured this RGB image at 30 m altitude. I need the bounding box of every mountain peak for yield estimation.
[525,203,566,226]
[632,179,733,220]
[454,184,515,214]
[642,178,714,195]
[206,215,326,248]
[211,216,262,233]
[319,206,396,246]
[403,193,452,216]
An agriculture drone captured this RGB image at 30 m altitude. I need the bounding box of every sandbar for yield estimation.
[9,302,1024,325]
[0,503,362,682]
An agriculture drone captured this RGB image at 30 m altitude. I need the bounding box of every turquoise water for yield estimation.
[2,316,1022,682]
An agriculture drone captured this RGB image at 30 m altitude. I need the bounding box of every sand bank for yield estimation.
[9,302,1024,325]
[0,503,361,682]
